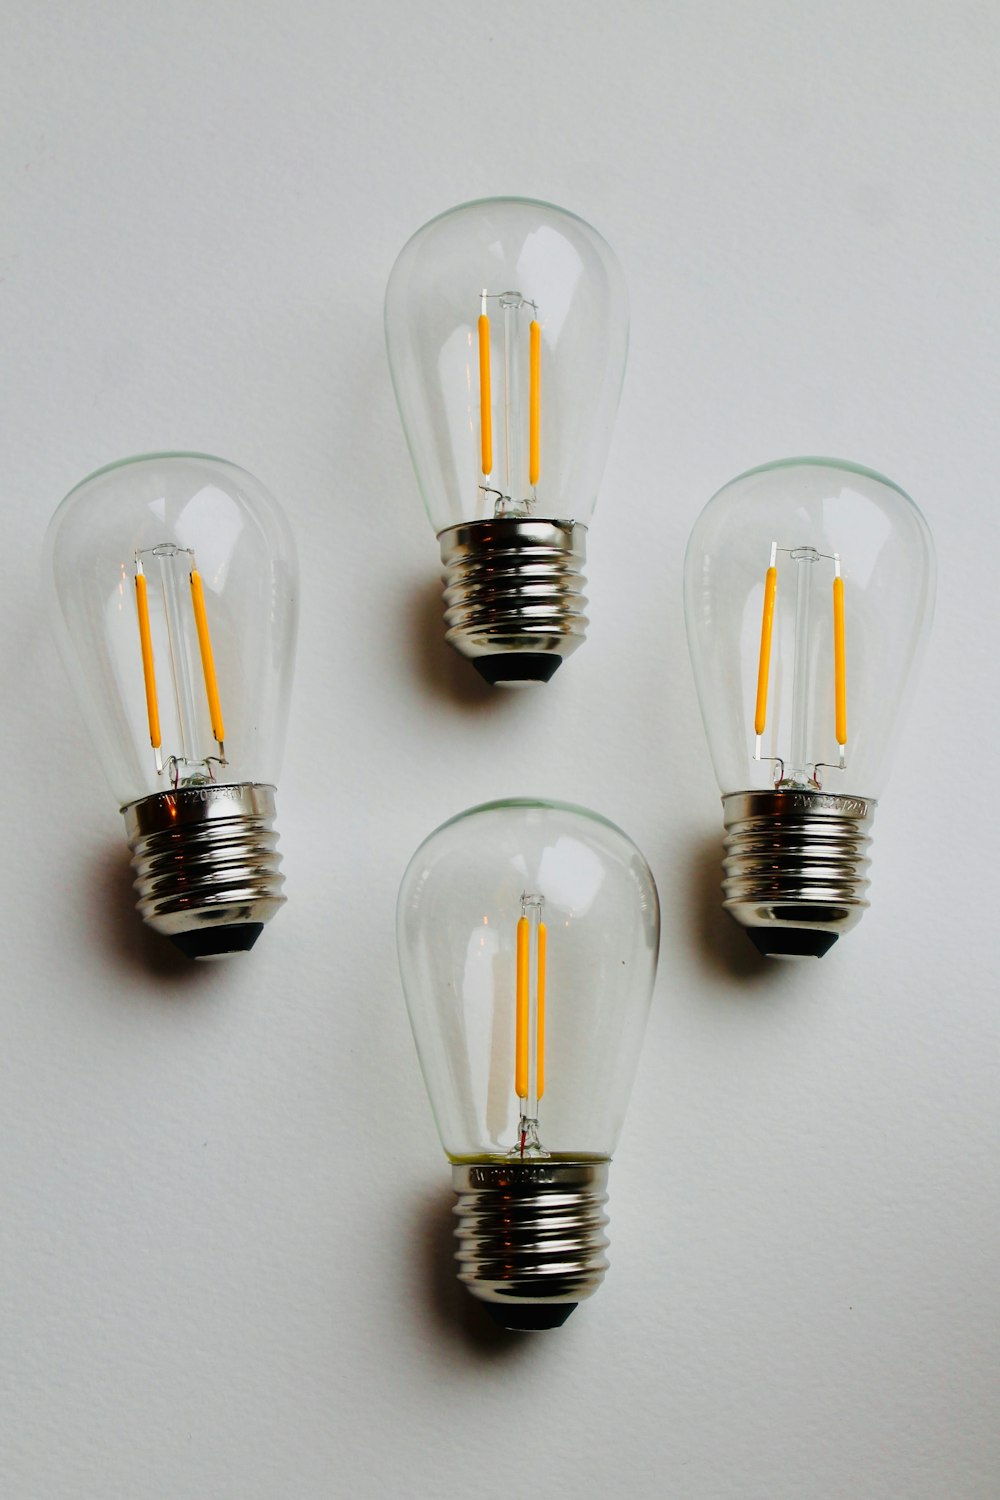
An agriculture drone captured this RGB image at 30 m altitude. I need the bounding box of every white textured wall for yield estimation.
[2,3,997,1496]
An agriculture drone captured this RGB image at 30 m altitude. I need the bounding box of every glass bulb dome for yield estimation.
[46,452,298,806]
[386,196,628,533]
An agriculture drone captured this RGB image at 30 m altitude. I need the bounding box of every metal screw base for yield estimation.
[451,1160,610,1328]
[722,789,876,957]
[122,783,285,956]
[438,518,588,675]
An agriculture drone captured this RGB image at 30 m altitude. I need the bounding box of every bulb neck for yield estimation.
[722,788,876,957]
[437,518,588,684]
[122,782,285,958]
[451,1159,610,1328]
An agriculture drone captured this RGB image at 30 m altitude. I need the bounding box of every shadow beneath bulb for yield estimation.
[412,1186,532,1358]
[89,841,216,987]
[403,579,512,712]
[685,833,779,985]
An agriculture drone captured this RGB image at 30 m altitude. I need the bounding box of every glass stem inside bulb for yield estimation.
[139,543,225,788]
[156,545,202,767]
[502,294,522,504]
[787,545,819,785]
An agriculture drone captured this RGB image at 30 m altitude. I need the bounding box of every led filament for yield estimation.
[753,541,848,786]
[476,289,542,513]
[514,895,547,1158]
[133,545,226,787]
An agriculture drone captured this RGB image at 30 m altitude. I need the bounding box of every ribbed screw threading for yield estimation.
[122,783,285,937]
[451,1160,610,1307]
[722,789,875,933]
[438,518,588,661]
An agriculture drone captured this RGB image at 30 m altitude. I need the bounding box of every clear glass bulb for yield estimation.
[397,798,659,1329]
[45,452,298,958]
[385,197,629,685]
[684,457,935,957]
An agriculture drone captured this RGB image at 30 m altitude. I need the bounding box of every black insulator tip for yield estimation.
[483,1302,578,1331]
[168,923,265,960]
[746,927,839,959]
[472,653,562,685]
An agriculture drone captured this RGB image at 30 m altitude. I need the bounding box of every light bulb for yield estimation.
[385,196,629,686]
[397,798,659,1329]
[45,453,298,959]
[684,458,935,958]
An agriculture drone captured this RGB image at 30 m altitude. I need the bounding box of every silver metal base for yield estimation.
[451,1160,610,1326]
[122,783,284,953]
[722,789,875,956]
[438,518,588,667]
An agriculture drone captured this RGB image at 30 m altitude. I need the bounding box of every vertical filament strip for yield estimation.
[478,300,493,477]
[754,546,778,740]
[189,569,225,746]
[833,572,847,750]
[536,921,546,1100]
[134,566,162,750]
[514,913,546,1102]
[528,319,541,486]
[515,916,530,1100]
